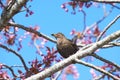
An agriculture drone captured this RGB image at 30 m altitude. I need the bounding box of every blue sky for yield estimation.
[0,0,120,80]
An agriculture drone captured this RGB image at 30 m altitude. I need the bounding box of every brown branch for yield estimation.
[0,0,5,8]
[2,64,17,77]
[25,30,120,80]
[81,10,86,33]
[108,42,120,46]
[0,44,28,72]
[83,6,113,36]
[97,6,114,24]
[110,4,120,10]
[96,14,120,41]
[0,0,28,30]
[74,59,119,80]
[11,65,24,68]
[94,68,117,80]
[91,53,120,70]
[77,42,120,49]
[102,42,120,48]
[7,22,56,43]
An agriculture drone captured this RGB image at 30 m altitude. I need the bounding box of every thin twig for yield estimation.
[7,22,56,43]
[110,4,120,10]
[102,42,120,48]
[109,42,120,46]
[2,65,24,69]
[0,44,28,72]
[11,65,24,68]
[81,10,86,33]
[98,6,113,24]
[77,42,120,49]
[93,68,117,80]
[33,38,44,60]
[91,53,120,70]
[96,14,120,41]
[74,59,120,80]
[2,64,17,77]
[83,6,113,36]
[0,0,5,8]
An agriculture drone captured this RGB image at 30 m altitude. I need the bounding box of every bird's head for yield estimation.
[51,33,65,39]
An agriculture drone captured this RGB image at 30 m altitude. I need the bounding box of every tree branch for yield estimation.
[25,30,120,80]
[74,59,119,80]
[110,4,120,10]
[94,68,117,80]
[0,0,28,30]
[91,53,120,70]
[0,44,28,72]
[81,10,86,33]
[7,22,56,43]
[96,14,120,41]
[83,6,113,36]
[77,42,120,49]
[2,64,17,77]
[102,42,120,48]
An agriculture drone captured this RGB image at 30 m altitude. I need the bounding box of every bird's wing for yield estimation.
[67,39,79,51]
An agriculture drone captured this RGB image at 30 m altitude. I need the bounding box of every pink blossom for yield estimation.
[70,29,76,35]
[90,68,97,78]
[62,64,79,80]
[65,8,68,12]
[61,4,66,9]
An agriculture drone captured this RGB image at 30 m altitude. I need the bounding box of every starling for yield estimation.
[52,33,79,58]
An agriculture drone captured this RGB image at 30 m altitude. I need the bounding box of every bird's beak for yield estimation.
[51,34,56,37]
[51,34,55,38]
[51,34,54,36]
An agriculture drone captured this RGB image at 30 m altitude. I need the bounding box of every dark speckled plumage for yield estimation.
[52,33,79,58]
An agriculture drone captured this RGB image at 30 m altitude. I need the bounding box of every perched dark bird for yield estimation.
[51,33,79,58]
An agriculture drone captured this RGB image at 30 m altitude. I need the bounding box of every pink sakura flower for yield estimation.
[90,68,97,78]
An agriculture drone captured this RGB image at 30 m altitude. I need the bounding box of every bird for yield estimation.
[51,32,79,58]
